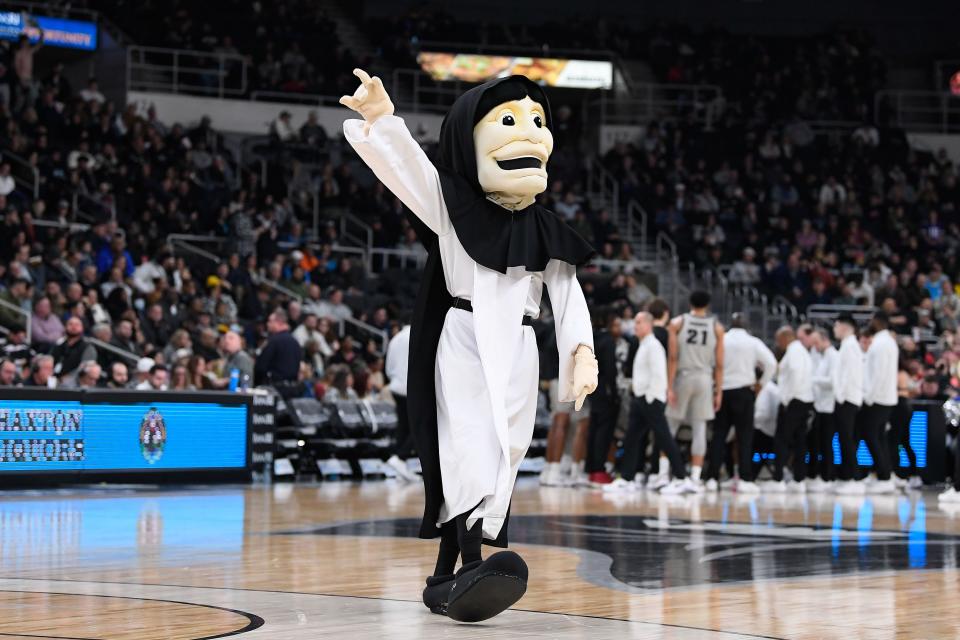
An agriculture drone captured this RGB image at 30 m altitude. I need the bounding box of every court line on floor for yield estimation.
[0,578,784,640]
[0,589,264,640]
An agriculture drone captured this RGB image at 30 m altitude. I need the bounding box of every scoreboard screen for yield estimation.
[0,389,250,474]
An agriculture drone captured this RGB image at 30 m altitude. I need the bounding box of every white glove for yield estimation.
[339,68,395,134]
[571,345,599,411]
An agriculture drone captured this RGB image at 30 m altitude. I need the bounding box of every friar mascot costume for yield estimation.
[341,69,599,622]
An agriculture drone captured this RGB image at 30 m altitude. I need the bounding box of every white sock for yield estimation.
[559,454,572,474]
[731,464,739,479]
[691,465,702,482]
[570,459,585,477]
[658,456,669,477]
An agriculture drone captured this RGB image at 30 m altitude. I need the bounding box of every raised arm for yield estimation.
[340,69,449,236]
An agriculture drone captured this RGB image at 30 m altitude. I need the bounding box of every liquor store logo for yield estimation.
[139,408,167,464]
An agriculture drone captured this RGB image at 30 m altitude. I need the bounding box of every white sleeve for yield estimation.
[755,339,777,387]
[343,115,450,236]
[544,259,593,403]
[812,352,834,392]
[863,347,876,405]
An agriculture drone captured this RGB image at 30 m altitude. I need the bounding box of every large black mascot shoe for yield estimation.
[422,574,455,615]
[445,551,528,623]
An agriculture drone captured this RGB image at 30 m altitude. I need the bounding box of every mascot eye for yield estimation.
[501,114,515,126]
[533,115,543,128]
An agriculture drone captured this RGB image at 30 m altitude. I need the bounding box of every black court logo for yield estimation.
[289,510,957,591]
[139,408,167,464]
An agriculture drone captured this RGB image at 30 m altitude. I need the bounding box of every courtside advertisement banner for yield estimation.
[0,11,98,50]
[417,51,613,89]
[0,390,250,473]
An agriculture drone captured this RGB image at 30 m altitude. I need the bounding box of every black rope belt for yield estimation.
[451,297,534,326]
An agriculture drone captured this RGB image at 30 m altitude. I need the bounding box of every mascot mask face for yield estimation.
[473,96,554,201]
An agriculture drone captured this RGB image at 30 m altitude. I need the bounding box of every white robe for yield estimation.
[344,115,593,540]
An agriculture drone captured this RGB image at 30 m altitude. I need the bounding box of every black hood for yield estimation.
[431,76,592,274]
[436,75,552,197]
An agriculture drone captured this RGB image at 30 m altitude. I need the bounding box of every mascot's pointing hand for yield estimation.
[340,68,395,135]
[572,345,599,411]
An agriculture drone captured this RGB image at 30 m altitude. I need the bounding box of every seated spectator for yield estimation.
[73,361,102,388]
[30,297,64,349]
[51,316,97,380]
[324,366,359,402]
[22,354,55,388]
[107,361,130,389]
[170,363,191,390]
[0,358,20,386]
[299,111,328,146]
[1,327,33,371]
[729,248,761,285]
[271,111,296,142]
[111,319,140,356]
[211,330,254,388]
[315,288,352,322]
[136,364,169,391]
[187,354,213,390]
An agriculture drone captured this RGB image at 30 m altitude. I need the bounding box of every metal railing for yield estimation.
[127,45,249,98]
[369,247,427,271]
[0,298,31,343]
[29,218,90,233]
[339,212,373,250]
[625,199,648,259]
[806,304,878,323]
[250,91,342,107]
[338,317,388,356]
[875,90,960,134]
[87,337,140,364]
[72,191,116,223]
[592,83,724,126]
[3,150,39,200]
[390,68,466,114]
[586,157,621,231]
[167,234,225,266]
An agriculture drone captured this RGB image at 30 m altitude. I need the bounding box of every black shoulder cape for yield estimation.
[405,76,594,545]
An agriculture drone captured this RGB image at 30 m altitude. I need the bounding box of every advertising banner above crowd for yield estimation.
[417,51,613,89]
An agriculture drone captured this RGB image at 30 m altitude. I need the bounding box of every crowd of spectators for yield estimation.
[0,33,436,401]
[89,0,367,97]
[3,7,960,405]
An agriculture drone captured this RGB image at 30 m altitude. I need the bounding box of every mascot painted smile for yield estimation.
[342,69,599,622]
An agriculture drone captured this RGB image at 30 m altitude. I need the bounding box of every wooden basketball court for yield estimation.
[1,479,957,639]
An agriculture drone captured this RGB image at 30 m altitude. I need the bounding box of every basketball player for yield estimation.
[705,313,775,493]
[861,314,899,494]
[767,325,813,493]
[666,291,724,490]
[807,327,839,492]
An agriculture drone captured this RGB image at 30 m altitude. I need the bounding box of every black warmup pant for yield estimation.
[888,397,917,479]
[834,402,860,481]
[392,394,416,458]
[706,386,756,482]
[860,404,894,481]
[619,397,686,481]
[586,396,618,474]
[773,400,813,482]
[809,411,837,481]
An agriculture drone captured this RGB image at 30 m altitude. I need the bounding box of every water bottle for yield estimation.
[228,368,240,392]
[240,373,251,392]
